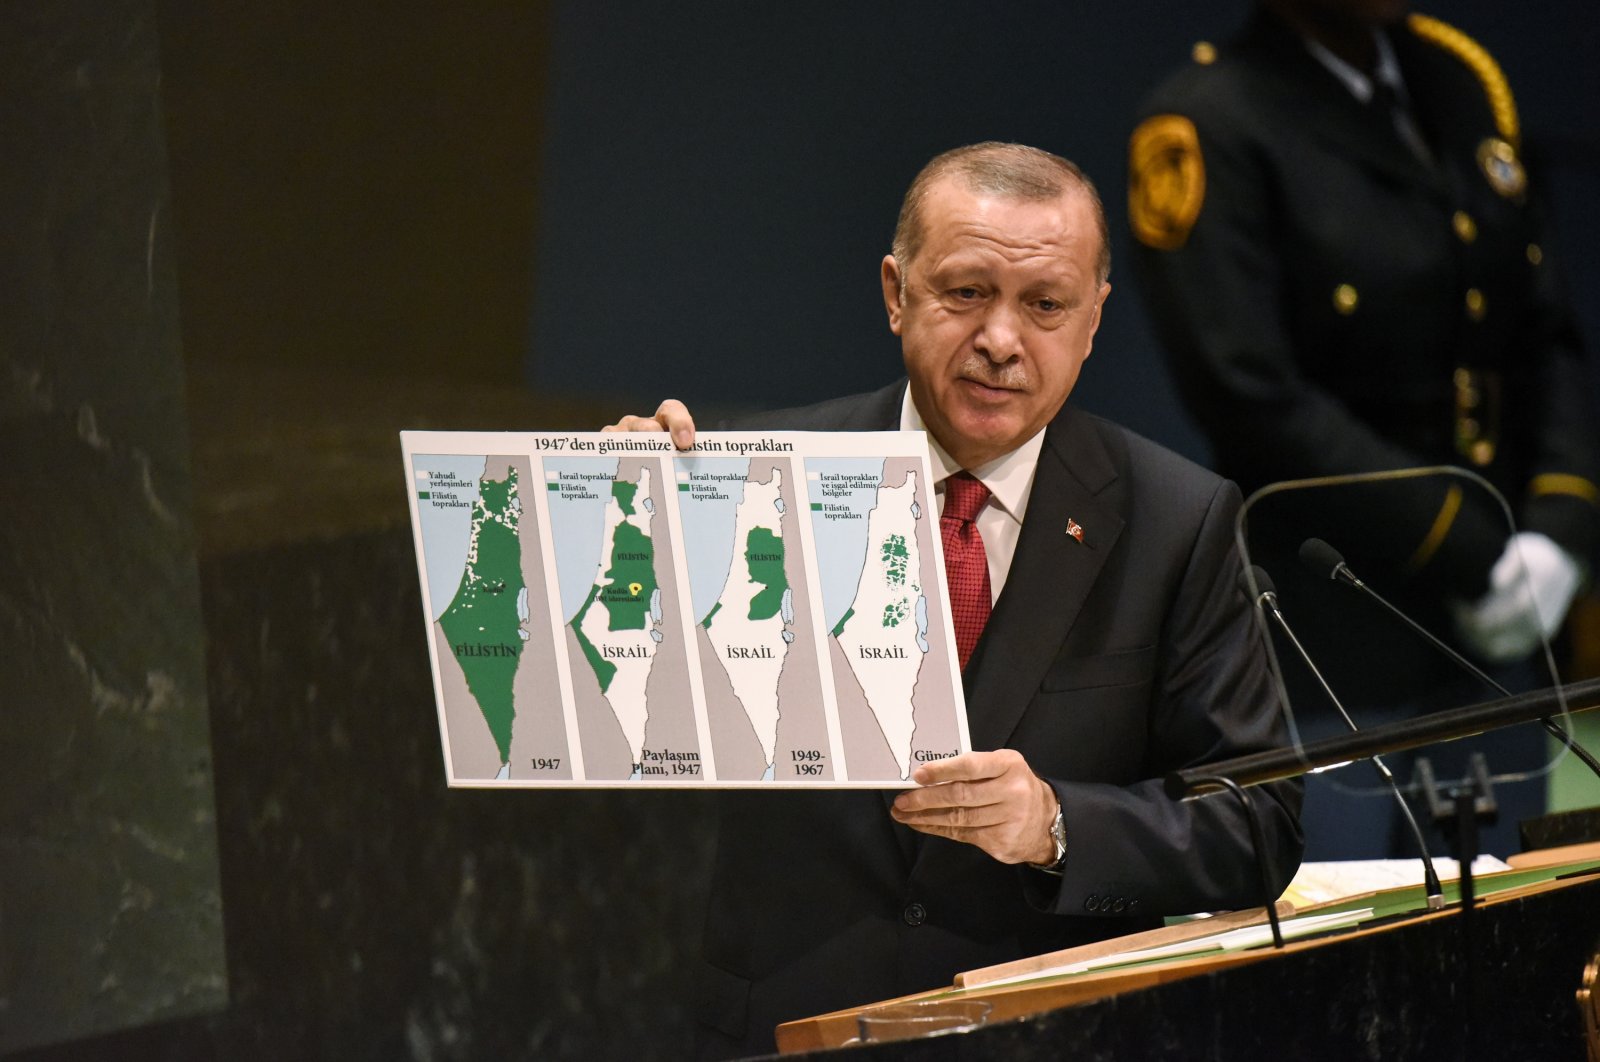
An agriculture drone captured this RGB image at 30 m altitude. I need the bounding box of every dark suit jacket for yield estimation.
[696,382,1303,1057]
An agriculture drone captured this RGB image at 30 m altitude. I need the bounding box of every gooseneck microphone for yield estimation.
[1240,566,1445,909]
[1297,538,1600,781]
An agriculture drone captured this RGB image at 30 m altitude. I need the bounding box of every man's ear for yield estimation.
[880,255,905,336]
[1084,282,1111,352]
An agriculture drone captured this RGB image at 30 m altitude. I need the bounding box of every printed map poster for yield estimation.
[401,430,970,788]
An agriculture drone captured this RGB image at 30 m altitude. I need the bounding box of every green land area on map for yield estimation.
[744,527,787,620]
[571,478,658,694]
[438,469,526,763]
[879,533,911,627]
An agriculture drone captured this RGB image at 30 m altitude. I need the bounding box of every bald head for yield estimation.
[890,142,1112,292]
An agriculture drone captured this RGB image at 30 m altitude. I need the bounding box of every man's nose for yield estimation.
[974,302,1024,362]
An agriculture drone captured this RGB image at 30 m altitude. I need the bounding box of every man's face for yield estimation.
[883,179,1110,469]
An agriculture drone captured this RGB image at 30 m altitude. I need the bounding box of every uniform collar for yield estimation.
[1302,26,1408,106]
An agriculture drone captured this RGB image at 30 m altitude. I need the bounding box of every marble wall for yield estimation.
[198,527,716,1058]
[11,524,716,1060]
[0,0,226,1052]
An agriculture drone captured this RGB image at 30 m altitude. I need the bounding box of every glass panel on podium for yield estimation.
[1236,467,1577,861]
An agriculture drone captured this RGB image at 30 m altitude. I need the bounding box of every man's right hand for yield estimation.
[601,399,697,450]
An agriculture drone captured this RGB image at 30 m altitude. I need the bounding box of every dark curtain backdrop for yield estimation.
[528,0,1599,463]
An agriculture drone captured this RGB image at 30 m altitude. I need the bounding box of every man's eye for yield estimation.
[951,287,981,300]
[1036,298,1061,312]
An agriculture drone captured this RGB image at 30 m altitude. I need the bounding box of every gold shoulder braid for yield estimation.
[1409,14,1526,199]
[1407,13,1519,148]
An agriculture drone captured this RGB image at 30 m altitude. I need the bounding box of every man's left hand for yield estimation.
[890,749,1058,865]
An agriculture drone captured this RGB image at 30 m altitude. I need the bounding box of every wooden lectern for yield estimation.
[776,849,1600,1058]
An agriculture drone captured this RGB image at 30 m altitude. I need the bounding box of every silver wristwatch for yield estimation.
[1033,802,1067,875]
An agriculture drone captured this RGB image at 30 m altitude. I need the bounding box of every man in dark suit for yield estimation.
[608,142,1303,1057]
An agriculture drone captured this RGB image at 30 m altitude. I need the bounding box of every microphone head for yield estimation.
[1238,564,1277,602]
[1298,537,1346,580]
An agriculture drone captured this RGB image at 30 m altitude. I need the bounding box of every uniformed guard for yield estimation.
[1128,0,1599,858]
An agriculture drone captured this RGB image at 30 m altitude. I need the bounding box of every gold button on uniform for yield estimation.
[1332,284,1359,314]
[1192,41,1216,65]
[1527,243,1543,266]
[1452,211,1477,243]
[1465,288,1486,321]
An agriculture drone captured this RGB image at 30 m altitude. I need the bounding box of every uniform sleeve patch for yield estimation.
[1129,114,1206,251]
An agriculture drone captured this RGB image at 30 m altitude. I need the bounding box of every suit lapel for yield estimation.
[963,408,1125,751]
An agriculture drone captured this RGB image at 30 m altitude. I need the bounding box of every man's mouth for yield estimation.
[958,377,1021,398]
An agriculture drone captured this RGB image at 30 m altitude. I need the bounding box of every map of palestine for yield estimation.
[403,430,970,788]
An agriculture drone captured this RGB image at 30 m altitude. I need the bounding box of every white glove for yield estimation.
[1452,531,1581,664]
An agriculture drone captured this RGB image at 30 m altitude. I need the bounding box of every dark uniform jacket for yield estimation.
[696,382,1303,1057]
[1130,10,1599,602]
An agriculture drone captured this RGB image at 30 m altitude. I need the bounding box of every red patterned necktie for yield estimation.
[940,472,992,672]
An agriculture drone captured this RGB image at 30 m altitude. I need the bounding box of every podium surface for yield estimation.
[775,856,1600,1058]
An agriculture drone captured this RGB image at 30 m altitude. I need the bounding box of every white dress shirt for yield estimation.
[899,388,1046,606]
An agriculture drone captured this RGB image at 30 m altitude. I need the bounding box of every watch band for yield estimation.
[1031,800,1067,875]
